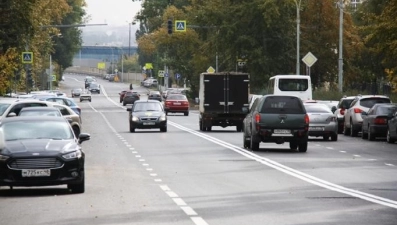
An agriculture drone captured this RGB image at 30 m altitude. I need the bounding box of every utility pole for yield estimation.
[128,23,131,56]
[338,0,344,92]
[295,0,302,75]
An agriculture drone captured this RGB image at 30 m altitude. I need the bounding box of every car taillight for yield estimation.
[183,101,189,105]
[255,113,260,123]
[340,109,345,115]
[326,116,336,122]
[304,114,309,131]
[374,118,387,125]
[165,101,171,105]
[353,108,363,113]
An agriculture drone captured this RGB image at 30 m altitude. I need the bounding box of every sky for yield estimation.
[84,0,142,26]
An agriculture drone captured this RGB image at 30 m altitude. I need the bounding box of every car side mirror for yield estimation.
[78,133,90,144]
[126,108,132,112]
[7,112,17,117]
[331,106,337,113]
[242,107,249,113]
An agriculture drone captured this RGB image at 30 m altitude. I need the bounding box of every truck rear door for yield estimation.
[203,74,225,113]
[227,74,249,113]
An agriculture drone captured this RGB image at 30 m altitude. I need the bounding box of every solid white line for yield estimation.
[326,147,334,150]
[100,85,126,109]
[181,206,198,216]
[190,217,209,225]
[168,121,397,209]
[173,198,187,206]
[166,191,179,198]
[385,163,395,167]
[88,103,98,112]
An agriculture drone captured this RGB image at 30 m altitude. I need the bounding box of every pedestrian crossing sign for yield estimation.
[22,52,33,64]
[175,20,186,32]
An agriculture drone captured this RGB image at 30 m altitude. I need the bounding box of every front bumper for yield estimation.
[0,157,84,187]
[130,120,167,129]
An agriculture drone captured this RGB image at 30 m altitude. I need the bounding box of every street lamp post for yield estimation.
[129,22,131,56]
[294,0,302,75]
[338,0,344,92]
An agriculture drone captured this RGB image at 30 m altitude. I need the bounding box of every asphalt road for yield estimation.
[1,74,397,225]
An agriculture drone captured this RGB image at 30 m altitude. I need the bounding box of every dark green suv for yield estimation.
[243,95,309,152]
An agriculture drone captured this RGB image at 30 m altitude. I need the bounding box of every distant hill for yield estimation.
[81,25,138,47]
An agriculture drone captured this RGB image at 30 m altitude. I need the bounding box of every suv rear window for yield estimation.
[360,98,391,108]
[260,96,305,114]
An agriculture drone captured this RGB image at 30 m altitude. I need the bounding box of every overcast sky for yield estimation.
[84,0,141,26]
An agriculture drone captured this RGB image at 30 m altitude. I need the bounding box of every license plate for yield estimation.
[309,127,324,131]
[173,102,181,105]
[143,122,155,125]
[22,169,51,177]
[274,129,291,134]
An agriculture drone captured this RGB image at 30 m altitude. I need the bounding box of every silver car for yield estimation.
[343,95,391,137]
[304,103,338,141]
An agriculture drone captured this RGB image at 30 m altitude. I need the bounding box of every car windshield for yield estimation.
[73,89,82,93]
[1,120,74,141]
[33,94,56,100]
[360,98,391,108]
[90,83,99,88]
[261,96,305,114]
[133,102,162,112]
[19,110,62,117]
[304,104,332,113]
[167,94,187,100]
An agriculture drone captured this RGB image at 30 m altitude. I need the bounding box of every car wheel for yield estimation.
[206,126,212,131]
[361,125,368,139]
[68,171,85,194]
[184,111,189,116]
[199,120,203,131]
[243,133,250,149]
[80,100,83,102]
[123,102,126,106]
[120,99,122,103]
[236,125,242,132]
[331,133,338,141]
[72,126,80,137]
[160,126,167,132]
[298,142,308,152]
[289,142,298,150]
[323,135,330,141]
[350,122,358,137]
[368,126,376,141]
[387,128,396,143]
[129,122,135,132]
[250,134,259,151]
[98,91,100,94]
[89,100,91,102]
[165,111,168,115]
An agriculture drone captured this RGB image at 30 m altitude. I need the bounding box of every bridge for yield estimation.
[69,45,138,73]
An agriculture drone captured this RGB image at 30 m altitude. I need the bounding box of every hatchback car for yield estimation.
[148,91,163,102]
[387,110,397,144]
[45,97,81,116]
[343,95,391,136]
[361,103,397,141]
[126,100,167,132]
[333,96,356,133]
[123,91,140,106]
[0,116,90,193]
[71,88,83,97]
[0,99,55,120]
[88,82,101,94]
[304,103,338,141]
[164,94,189,116]
[119,90,129,103]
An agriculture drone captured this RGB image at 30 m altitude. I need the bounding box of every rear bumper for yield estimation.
[370,125,388,136]
[201,113,246,127]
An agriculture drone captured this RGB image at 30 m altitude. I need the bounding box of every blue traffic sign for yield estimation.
[22,52,33,64]
[175,73,181,80]
[164,73,169,77]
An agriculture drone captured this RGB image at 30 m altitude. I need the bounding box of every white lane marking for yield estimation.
[142,164,149,166]
[154,179,162,182]
[326,147,334,150]
[131,151,138,154]
[168,120,397,209]
[181,206,198,216]
[385,163,395,167]
[190,217,209,225]
[129,148,135,150]
[139,159,145,161]
[66,77,82,82]
[165,191,179,198]
[368,159,377,161]
[88,103,98,112]
[173,198,187,206]
[353,155,361,157]
[146,168,153,171]
[160,185,171,191]
[340,151,346,153]
[150,173,157,177]
[135,155,141,158]
[100,85,126,109]
[126,144,132,147]
[315,144,321,147]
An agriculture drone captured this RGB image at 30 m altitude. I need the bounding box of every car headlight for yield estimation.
[132,116,139,122]
[159,114,166,121]
[0,154,9,162]
[62,150,82,159]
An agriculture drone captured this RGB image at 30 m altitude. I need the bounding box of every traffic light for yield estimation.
[167,19,173,34]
